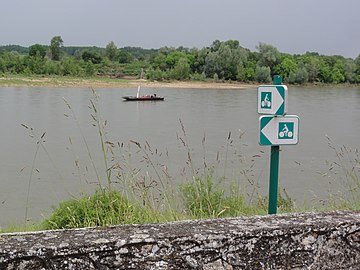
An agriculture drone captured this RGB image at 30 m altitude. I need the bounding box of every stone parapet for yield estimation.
[1,211,360,269]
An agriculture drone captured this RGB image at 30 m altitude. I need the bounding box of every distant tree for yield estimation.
[49,36,63,61]
[165,51,188,69]
[81,50,102,64]
[318,60,332,83]
[150,52,167,71]
[256,42,281,75]
[288,66,308,84]
[331,67,345,83]
[118,49,133,64]
[146,67,166,81]
[105,41,118,61]
[255,65,271,83]
[236,64,247,81]
[204,41,247,80]
[210,40,221,52]
[304,56,321,82]
[169,57,190,80]
[343,60,356,83]
[274,57,297,81]
[61,57,81,76]
[355,54,360,74]
[29,44,46,59]
[191,47,209,74]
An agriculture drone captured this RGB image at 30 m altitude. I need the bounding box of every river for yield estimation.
[0,85,359,227]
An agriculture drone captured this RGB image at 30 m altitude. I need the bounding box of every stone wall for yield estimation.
[1,211,360,269]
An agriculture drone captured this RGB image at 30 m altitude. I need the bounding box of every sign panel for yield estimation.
[258,85,288,115]
[259,115,299,145]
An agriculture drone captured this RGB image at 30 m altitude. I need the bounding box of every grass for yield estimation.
[1,90,359,233]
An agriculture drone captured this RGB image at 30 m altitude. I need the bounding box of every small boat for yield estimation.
[122,86,164,101]
[122,96,164,101]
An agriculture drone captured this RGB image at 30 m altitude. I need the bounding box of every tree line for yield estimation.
[1,36,360,84]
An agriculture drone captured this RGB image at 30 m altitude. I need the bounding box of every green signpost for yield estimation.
[257,75,299,214]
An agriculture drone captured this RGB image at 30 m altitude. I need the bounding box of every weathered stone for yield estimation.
[1,211,360,269]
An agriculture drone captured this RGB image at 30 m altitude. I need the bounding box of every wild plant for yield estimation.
[321,135,360,209]
[20,124,63,230]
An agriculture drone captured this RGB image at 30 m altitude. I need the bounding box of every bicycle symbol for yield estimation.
[261,94,271,108]
[279,124,293,138]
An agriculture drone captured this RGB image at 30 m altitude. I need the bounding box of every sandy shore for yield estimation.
[0,76,257,90]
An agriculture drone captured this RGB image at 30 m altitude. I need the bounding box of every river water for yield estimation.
[0,85,359,227]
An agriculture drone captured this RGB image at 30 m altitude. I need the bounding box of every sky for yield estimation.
[1,0,359,58]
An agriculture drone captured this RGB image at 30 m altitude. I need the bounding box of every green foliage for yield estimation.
[181,175,225,218]
[81,50,103,64]
[256,42,281,74]
[190,72,206,81]
[168,57,191,80]
[49,36,63,61]
[43,190,151,229]
[0,39,359,84]
[288,66,309,84]
[28,44,46,59]
[275,57,297,81]
[146,67,166,81]
[181,174,266,219]
[204,41,247,80]
[105,41,117,61]
[118,49,133,64]
[255,65,271,83]
[61,57,82,76]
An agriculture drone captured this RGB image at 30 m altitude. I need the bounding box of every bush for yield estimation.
[43,190,150,229]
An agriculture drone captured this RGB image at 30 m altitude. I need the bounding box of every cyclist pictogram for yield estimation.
[278,122,294,139]
[261,92,272,108]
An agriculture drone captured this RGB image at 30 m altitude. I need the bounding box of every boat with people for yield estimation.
[122,86,164,101]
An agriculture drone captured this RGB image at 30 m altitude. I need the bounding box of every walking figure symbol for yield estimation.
[261,92,272,108]
[278,122,294,139]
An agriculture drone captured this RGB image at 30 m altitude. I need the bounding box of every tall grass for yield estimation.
[317,136,360,210]
[8,89,311,232]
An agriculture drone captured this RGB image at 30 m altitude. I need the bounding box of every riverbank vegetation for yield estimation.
[1,37,360,86]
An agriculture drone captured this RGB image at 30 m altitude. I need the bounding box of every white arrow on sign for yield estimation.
[257,85,288,115]
[259,115,299,145]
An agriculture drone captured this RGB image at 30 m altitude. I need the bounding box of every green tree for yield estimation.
[275,57,297,82]
[204,41,247,80]
[255,65,271,83]
[169,57,191,80]
[49,36,63,61]
[105,41,117,61]
[331,67,345,83]
[318,59,332,83]
[61,57,81,76]
[118,50,133,64]
[81,50,102,64]
[288,66,308,84]
[304,56,321,82]
[256,42,281,75]
[29,44,46,59]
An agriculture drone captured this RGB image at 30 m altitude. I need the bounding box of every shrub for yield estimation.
[43,190,150,229]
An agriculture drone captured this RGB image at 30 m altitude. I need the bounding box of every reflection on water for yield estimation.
[0,86,359,226]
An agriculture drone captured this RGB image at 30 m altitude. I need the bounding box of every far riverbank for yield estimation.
[0,75,256,90]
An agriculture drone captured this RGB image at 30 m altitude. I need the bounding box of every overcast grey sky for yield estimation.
[1,0,359,58]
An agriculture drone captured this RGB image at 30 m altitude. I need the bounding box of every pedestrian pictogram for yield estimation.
[261,92,272,108]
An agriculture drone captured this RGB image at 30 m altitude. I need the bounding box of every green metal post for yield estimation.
[268,75,282,214]
[268,145,280,214]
